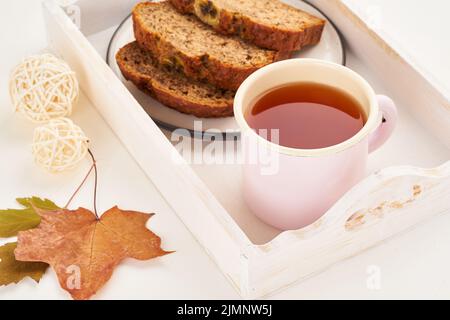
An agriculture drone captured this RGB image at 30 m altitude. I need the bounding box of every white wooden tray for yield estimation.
[42,0,450,298]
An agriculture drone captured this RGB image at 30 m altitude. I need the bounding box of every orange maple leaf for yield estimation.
[14,206,171,300]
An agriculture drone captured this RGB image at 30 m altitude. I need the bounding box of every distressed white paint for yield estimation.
[244,163,450,297]
[43,0,450,299]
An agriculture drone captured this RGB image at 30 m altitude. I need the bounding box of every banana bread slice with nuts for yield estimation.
[133,1,289,91]
[116,41,234,118]
[170,0,325,51]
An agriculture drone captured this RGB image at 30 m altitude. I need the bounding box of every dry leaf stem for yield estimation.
[64,149,99,219]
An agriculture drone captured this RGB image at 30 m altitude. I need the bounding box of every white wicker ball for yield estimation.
[9,54,79,123]
[32,118,89,173]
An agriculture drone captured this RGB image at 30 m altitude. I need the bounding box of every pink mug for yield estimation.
[234,59,398,230]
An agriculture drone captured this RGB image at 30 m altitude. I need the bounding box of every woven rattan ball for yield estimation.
[32,118,89,173]
[10,54,79,123]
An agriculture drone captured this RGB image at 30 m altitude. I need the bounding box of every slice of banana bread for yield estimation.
[132,1,289,91]
[116,42,234,118]
[169,0,325,51]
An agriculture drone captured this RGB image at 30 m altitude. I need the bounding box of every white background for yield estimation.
[0,0,450,299]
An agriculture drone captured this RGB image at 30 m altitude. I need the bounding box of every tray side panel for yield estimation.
[245,163,450,298]
[42,0,251,295]
[62,0,138,36]
[310,0,450,149]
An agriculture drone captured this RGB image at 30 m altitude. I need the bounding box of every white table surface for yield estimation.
[1,0,450,300]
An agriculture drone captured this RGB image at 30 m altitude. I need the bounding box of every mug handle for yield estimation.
[368,95,398,153]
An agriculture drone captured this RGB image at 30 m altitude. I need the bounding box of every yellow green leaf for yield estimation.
[0,197,60,238]
[0,242,48,286]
